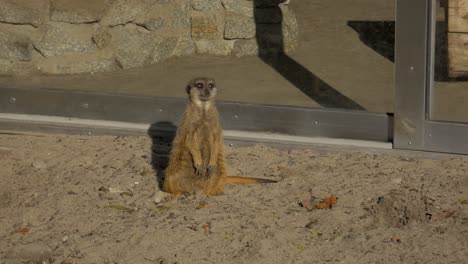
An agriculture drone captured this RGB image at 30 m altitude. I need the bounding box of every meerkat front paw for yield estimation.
[206,164,216,176]
[194,163,206,177]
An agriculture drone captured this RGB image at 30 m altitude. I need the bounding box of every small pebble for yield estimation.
[391,178,402,185]
[154,190,170,204]
[32,161,47,169]
[109,187,123,194]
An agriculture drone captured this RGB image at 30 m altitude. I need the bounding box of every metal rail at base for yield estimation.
[0,113,392,150]
[0,87,393,146]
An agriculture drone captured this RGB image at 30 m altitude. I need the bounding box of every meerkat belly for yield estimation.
[198,125,214,164]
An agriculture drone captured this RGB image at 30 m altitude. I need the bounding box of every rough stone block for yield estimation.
[110,24,156,69]
[0,59,34,75]
[51,0,111,23]
[191,14,220,40]
[231,5,298,55]
[221,0,254,16]
[173,1,192,28]
[232,39,258,57]
[0,0,49,27]
[36,50,118,74]
[152,37,178,63]
[0,59,12,73]
[192,0,222,11]
[221,0,282,23]
[92,27,112,49]
[138,17,165,31]
[224,12,256,39]
[34,23,96,57]
[0,31,34,61]
[281,5,299,53]
[172,37,196,57]
[195,39,234,55]
[101,0,148,26]
[133,2,173,32]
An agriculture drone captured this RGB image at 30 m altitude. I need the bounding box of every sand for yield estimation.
[0,133,467,264]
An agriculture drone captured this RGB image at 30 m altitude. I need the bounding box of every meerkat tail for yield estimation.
[225,176,277,184]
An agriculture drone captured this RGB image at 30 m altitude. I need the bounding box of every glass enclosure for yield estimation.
[0,0,395,114]
[2,0,468,154]
[431,0,468,123]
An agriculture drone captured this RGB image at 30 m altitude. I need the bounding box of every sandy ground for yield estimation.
[0,133,467,264]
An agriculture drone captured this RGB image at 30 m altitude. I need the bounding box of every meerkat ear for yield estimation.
[186,85,191,94]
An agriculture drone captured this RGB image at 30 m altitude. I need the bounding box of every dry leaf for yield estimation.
[140,170,153,176]
[120,191,134,197]
[316,195,337,209]
[196,201,207,209]
[459,200,468,205]
[18,227,29,235]
[307,229,323,237]
[277,166,286,171]
[153,206,170,213]
[202,223,210,235]
[292,242,305,250]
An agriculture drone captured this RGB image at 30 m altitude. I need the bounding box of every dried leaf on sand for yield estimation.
[18,227,29,235]
[316,195,337,209]
[196,201,207,209]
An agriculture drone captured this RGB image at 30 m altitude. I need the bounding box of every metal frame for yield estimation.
[0,87,392,142]
[394,0,468,155]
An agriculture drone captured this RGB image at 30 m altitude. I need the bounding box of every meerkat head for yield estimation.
[186,77,217,107]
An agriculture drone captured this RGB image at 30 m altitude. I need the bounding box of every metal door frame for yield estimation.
[394,0,468,155]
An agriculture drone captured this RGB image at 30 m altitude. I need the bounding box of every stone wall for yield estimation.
[0,0,298,75]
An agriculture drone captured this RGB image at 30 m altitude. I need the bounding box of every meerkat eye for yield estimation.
[208,83,214,89]
[196,83,203,88]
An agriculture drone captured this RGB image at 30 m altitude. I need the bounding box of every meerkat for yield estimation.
[163,77,276,196]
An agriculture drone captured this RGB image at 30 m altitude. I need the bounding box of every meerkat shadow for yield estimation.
[147,121,177,190]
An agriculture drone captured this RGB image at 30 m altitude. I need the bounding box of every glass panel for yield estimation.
[0,0,395,112]
[431,0,468,123]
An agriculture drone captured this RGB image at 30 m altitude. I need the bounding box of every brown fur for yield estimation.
[163,77,276,196]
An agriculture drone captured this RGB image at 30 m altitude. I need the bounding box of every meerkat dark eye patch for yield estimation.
[208,83,214,89]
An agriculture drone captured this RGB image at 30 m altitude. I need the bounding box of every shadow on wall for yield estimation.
[253,0,365,110]
[347,21,395,63]
[147,121,177,189]
[348,0,466,82]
